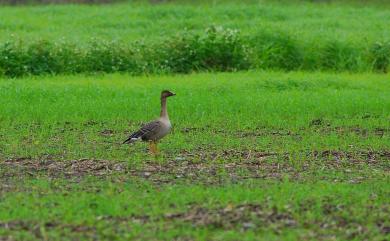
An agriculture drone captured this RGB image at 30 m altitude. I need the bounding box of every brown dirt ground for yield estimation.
[1,150,388,184]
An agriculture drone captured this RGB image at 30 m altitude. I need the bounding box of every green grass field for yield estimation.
[0,0,389,240]
[0,72,389,240]
[0,1,389,44]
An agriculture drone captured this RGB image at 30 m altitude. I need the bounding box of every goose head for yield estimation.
[161,90,176,99]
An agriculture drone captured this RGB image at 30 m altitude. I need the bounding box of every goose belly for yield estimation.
[154,122,172,140]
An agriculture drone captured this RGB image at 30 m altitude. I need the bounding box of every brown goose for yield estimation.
[123,90,175,154]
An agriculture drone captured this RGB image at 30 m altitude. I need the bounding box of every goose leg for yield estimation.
[148,141,154,154]
[149,141,158,155]
[154,142,159,155]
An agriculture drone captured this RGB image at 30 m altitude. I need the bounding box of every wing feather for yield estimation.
[123,121,162,144]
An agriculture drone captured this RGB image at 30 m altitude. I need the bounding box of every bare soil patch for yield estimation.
[1,202,388,240]
[179,126,390,138]
[1,158,126,179]
[1,150,388,184]
[163,203,296,230]
[0,220,96,240]
[100,203,297,231]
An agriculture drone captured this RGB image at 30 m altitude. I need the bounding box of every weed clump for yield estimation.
[0,41,28,77]
[317,41,362,72]
[248,31,303,71]
[369,41,390,73]
[151,26,250,73]
[83,41,140,73]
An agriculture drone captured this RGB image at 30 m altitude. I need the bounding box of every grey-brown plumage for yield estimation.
[123,90,175,153]
[123,120,162,143]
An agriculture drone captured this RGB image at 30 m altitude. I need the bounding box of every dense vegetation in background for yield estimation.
[1,26,389,77]
[0,1,389,76]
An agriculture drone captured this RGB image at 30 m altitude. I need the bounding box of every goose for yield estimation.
[123,90,175,155]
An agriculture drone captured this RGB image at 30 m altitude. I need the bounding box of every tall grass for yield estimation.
[0,27,388,77]
[249,31,303,71]
[369,41,390,73]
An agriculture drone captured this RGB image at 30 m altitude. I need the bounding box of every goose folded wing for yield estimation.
[139,121,162,140]
[123,120,162,143]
